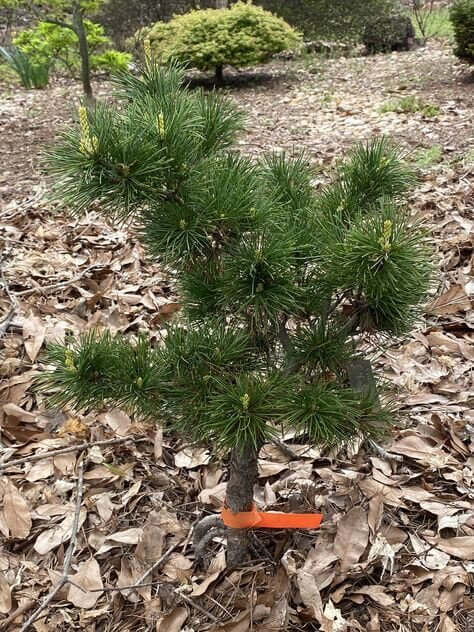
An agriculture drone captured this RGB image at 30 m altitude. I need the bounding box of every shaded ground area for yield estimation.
[0,41,473,632]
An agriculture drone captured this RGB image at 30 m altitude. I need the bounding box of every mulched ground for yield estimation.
[0,40,473,632]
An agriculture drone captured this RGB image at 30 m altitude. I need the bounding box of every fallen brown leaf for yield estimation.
[0,572,12,614]
[334,506,369,573]
[67,558,103,608]
[425,536,474,560]
[2,479,32,538]
[23,313,46,362]
[156,606,188,632]
[428,284,471,315]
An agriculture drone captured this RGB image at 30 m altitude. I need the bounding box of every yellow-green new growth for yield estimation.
[379,219,393,253]
[241,393,250,411]
[156,112,165,138]
[64,349,76,372]
[144,38,152,66]
[78,106,98,155]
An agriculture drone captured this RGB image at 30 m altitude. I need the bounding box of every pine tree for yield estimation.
[39,59,433,566]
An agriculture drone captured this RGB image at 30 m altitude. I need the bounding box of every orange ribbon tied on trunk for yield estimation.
[221,503,323,529]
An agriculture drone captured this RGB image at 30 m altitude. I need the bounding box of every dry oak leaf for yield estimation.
[322,599,348,632]
[174,446,211,469]
[162,553,193,581]
[117,557,149,602]
[258,593,289,632]
[23,313,46,362]
[301,543,339,591]
[358,478,406,508]
[156,607,188,632]
[427,284,471,315]
[209,611,250,632]
[98,409,131,437]
[424,536,474,560]
[440,614,457,632]
[388,436,455,468]
[334,506,369,573]
[26,458,54,482]
[351,585,394,607]
[67,558,103,608]
[34,508,86,554]
[2,479,32,538]
[409,533,450,570]
[190,550,226,597]
[297,569,324,622]
[0,571,12,614]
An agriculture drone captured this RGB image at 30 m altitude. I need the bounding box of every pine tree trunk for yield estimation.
[72,2,93,101]
[226,445,258,567]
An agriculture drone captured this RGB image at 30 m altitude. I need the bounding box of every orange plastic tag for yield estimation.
[221,503,323,530]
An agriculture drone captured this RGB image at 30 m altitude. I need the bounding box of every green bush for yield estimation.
[139,2,302,80]
[90,49,132,73]
[450,0,474,62]
[14,20,132,76]
[363,12,415,53]
[0,46,50,88]
[258,0,395,42]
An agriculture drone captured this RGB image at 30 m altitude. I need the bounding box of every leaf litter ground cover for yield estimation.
[0,40,473,631]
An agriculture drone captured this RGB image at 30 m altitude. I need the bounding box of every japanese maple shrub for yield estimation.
[40,61,432,566]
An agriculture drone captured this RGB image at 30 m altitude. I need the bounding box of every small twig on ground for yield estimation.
[14,264,106,297]
[177,592,219,623]
[87,535,219,624]
[271,438,300,461]
[0,599,35,631]
[0,252,17,339]
[89,538,182,593]
[0,435,148,471]
[0,307,15,338]
[133,539,183,591]
[19,457,85,632]
[369,440,403,463]
[204,593,234,618]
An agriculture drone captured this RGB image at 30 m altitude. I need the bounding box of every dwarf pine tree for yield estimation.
[40,60,432,566]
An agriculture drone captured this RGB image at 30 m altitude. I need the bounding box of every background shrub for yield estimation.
[257,0,396,42]
[450,0,474,62]
[139,2,301,80]
[363,12,416,54]
[14,19,131,76]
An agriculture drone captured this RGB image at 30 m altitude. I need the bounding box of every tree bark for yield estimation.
[72,2,93,101]
[225,444,258,568]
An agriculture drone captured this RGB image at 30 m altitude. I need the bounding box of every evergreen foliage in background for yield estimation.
[134,2,301,81]
[40,59,433,565]
[257,0,397,41]
[450,0,474,62]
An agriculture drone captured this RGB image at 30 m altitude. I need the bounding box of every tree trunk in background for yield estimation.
[215,64,224,84]
[226,445,258,567]
[72,2,93,101]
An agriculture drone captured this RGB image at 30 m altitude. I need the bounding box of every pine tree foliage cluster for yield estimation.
[41,61,433,455]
